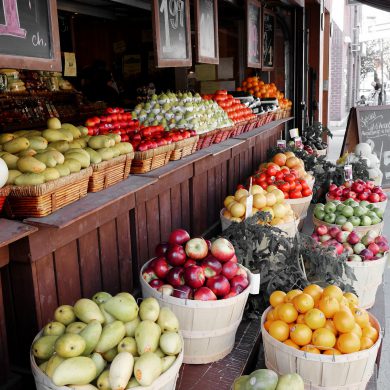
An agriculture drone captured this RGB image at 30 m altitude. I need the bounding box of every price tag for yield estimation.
[245,178,253,219]
[294,137,303,149]
[249,271,260,294]
[289,128,299,138]
[344,164,353,182]
[277,139,286,149]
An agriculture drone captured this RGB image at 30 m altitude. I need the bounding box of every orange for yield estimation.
[303,284,323,304]
[290,324,312,346]
[286,156,300,168]
[266,308,278,321]
[323,348,342,356]
[293,293,314,314]
[301,345,320,354]
[336,332,361,354]
[304,308,326,330]
[264,320,273,331]
[361,325,379,343]
[277,303,298,324]
[344,292,359,307]
[352,308,370,328]
[296,314,305,324]
[318,296,340,318]
[284,339,299,349]
[270,291,286,308]
[324,319,338,336]
[269,320,290,342]
[284,289,302,303]
[322,285,343,302]
[351,323,362,338]
[360,336,374,350]
[333,311,355,333]
[284,151,295,159]
[312,328,336,349]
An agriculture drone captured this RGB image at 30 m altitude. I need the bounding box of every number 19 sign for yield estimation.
[152,0,192,67]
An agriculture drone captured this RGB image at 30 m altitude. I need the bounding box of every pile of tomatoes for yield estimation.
[202,90,256,124]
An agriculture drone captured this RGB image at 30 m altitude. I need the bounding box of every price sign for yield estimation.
[294,137,303,149]
[246,0,262,69]
[0,0,61,71]
[195,0,219,64]
[152,0,192,67]
[344,164,353,182]
[277,139,286,149]
[262,9,275,71]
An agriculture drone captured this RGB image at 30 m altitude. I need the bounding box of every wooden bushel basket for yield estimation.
[131,144,175,174]
[140,261,254,364]
[285,195,313,220]
[170,136,199,161]
[261,307,382,390]
[30,331,184,390]
[0,185,10,213]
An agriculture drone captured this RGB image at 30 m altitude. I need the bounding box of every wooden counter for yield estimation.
[3,118,290,367]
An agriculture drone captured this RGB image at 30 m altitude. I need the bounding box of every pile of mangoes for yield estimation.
[0,118,133,186]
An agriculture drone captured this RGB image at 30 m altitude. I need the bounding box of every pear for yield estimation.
[95,321,126,353]
[45,354,65,379]
[55,333,86,358]
[109,352,134,390]
[117,337,138,356]
[91,352,106,378]
[52,356,96,386]
[135,320,161,355]
[157,307,179,332]
[159,332,182,356]
[74,298,105,324]
[92,291,112,305]
[124,317,140,337]
[43,321,66,336]
[32,335,58,360]
[66,322,87,334]
[133,352,162,386]
[97,370,110,390]
[54,305,76,325]
[103,296,138,322]
[79,320,102,355]
[102,347,118,362]
[161,356,176,373]
[139,298,160,322]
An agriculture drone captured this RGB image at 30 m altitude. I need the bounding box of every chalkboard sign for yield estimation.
[262,9,275,71]
[195,0,219,65]
[246,0,262,69]
[0,0,61,71]
[152,0,192,68]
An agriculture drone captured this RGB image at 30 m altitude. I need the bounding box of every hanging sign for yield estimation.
[195,0,219,64]
[0,0,61,71]
[262,8,275,71]
[246,0,262,69]
[152,0,192,68]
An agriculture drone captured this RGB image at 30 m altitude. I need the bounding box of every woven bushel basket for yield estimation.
[0,185,10,213]
[214,126,235,144]
[5,167,92,218]
[230,120,248,137]
[195,129,218,150]
[170,136,199,161]
[131,143,175,174]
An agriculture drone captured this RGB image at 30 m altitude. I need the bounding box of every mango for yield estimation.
[66,322,87,334]
[58,128,74,142]
[15,173,45,186]
[24,130,42,137]
[161,356,176,373]
[43,321,66,337]
[74,298,105,324]
[65,151,90,168]
[32,335,58,360]
[3,137,30,153]
[12,130,29,137]
[0,152,18,169]
[125,317,140,338]
[47,117,62,130]
[116,293,136,304]
[18,148,37,157]
[133,352,162,386]
[17,156,46,173]
[69,138,87,149]
[6,170,22,184]
[78,126,89,136]
[100,305,116,324]
[159,332,182,356]
[79,320,102,355]
[0,133,15,144]
[135,321,161,355]
[27,136,48,151]
[55,164,71,177]
[126,378,139,388]
[104,296,138,323]
[97,370,110,390]
[69,385,99,390]
[157,307,179,332]
[55,333,86,358]
[110,146,121,158]
[42,168,60,182]
[97,147,115,161]
[139,298,160,322]
[109,352,134,390]
[88,135,113,150]
[50,140,70,153]
[116,142,134,156]
[39,361,48,372]
[95,321,126,353]
[62,123,81,139]
[52,356,96,386]
[42,129,69,142]
[92,291,112,305]
[45,354,65,379]
[54,305,76,325]
[64,158,82,173]
[117,337,138,356]
[107,133,121,144]
[154,348,165,358]
[102,347,118,362]
[35,150,64,167]
[91,352,106,378]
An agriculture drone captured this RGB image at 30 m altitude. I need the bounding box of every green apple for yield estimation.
[331,200,341,205]
[324,213,336,224]
[314,204,325,213]
[373,207,384,219]
[366,203,375,210]
[314,209,326,220]
[344,198,355,206]
[348,216,361,226]
[336,204,345,213]
[353,206,367,217]
[335,215,347,225]
[341,205,354,218]
[360,215,372,226]
[371,217,381,225]
[360,200,369,208]
[367,211,377,220]
[324,202,337,213]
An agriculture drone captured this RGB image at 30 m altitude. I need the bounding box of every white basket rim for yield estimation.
[285,195,313,205]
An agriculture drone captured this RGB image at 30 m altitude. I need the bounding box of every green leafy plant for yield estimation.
[302,121,333,150]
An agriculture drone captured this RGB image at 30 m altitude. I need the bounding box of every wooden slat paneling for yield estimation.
[116,213,133,292]
[0,270,9,384]
[159,191,172,243]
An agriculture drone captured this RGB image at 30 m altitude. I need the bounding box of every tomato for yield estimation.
[267,166,279,177]
[261,182,268,190]
[289,181,296,191]
[275,171,284,181]
[290,190,302,199]
[277,182,290,192]
[266,176,275,185]
[294,182,303,192]
[259,172,267,182]
[302,188,312,197]
[284,174,296,183]
[299,179,309,189]
[283,191,289,199]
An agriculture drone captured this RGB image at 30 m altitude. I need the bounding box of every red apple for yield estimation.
[185,237,209,260]
[349,191,357,199]
[368,242,380,255]
[376,241,389,253]
[358,192,369,201]
[149,279,164,289]
[184,265,206,288]
[184,259,197,268]
[332,242,344,255]
[166,244,187,266]
[211,238,235,262]
[342,242,354,255]
[319,234,331,243]
[360,248,374,260]
[152,256,170,279]
[155,242,170,257]
[347,231,360,245]
[368,193,380,203]
[328,226,341,238]
[329,184,338,192]
[311,233,320,242]
[158,284,174,296]
[229,254,238,263]
[236,268,248,278]
[201,256,222,277]
[166,267,185,287]
[205,239,212,251]
[352,182,364,193]
[316,225,328,236]
[223,286,242,299]
[168,229,190,245]
[336,231,350,243]
[172,285,193,299]
[194,287,217,301]
[206,275,231,297]
[230,275,249,292]
[380,193,387,202]
[142,266,158,283]
[222,261,239,280]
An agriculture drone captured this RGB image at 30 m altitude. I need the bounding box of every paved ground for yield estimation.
[327,122,390,388]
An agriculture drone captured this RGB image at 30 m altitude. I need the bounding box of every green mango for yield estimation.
[106,133,121,144]
[91,352,106,378]
[117,337,138,356]
[52,356,96,386]
[18,148,37,157]
[92,292,112,305]
[88,135,113,150]
[157,307,179,332]
[3,137,30,154]
[85,147,102,164]
[95,321,126,353]
[109,352,134,390]
[65,151,90,168]
[0,152,18,169]
[126,377,139,388]
[100,305,116,324]
[133,352,162,386]
[43,321,66,336]
[159,331,182,356]
[245,369,279,390]
[104,296,139,322]
[0,133,15,144]
[17,156,46,173]
[161,355,176,373]
[101,346,118,362]
[55,164,71,177]
[124,317,140,337]
[42,168,60,181]
[39,361,48,372]
[32,335,58,360]
[42,129,69,143]
[27,136,48,151]
[233,375,249,390]
[78,126,89,136]
[115,142,133,155]
[135,320,161,355]
[154,348,165,358]
[54,305,76,325]
[97,147,114,161]
[139,297,160,322]
[62,123,81,139]
[50,141,70,153]
[96,370,110,390]
[64,158,82,173]
[45,354,65,379]
[66,322,87,334]
[74,298,105,324]
[55,333,86,358]
[6,170,22,184]
[79,320,102,355]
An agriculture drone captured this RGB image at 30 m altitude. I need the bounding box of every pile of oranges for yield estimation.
[236,76,292,109]
[264,285,379,355]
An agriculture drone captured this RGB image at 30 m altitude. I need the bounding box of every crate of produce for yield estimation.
[195,129,219,151]
[265,111,276,124]
[285,195,313,220]
[170,136,199,161]
[0,185,10,213]
[213,126,235,144]
[131,144,175,174]
[230,120,248,137]
[88,152,134,192]
[5,168,92,218]
[243,117,259,133]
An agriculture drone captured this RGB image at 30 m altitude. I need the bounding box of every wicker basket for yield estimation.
[5,168,92,218]
[285,195,313,219]
[230,120,248,137]
[213,127,235,144]
[256,113,267,127]
[88,152,134,193]
[243,117,259,133]
[264,112,276,124]
[274,108,284,120]
[261,307,381,390]
[140,261,253,364]
[325,193,388,212]
[312,215,384,236]
[131,144,175,174]
[0,185,10,213]
[170,136,199,161]
[195,129,219,150]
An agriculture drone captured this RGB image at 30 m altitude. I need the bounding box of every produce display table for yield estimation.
[0,219,37,385]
